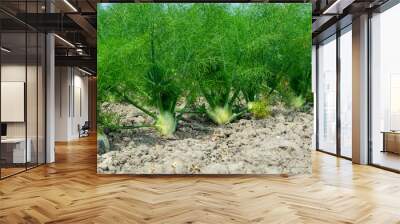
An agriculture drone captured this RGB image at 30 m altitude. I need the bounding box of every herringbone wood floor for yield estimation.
[1,135,400,224]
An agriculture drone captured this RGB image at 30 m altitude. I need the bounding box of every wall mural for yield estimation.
[97,3,313,174]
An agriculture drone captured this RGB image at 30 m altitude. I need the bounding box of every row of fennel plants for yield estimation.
[97,3,312,137]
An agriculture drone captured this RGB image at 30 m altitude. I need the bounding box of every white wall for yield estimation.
[1,65,40,137]
[72,73,89,138]
[55,67,89,141]
[1,63,46,164]
[1,65,27,139]
[55,67,69,141]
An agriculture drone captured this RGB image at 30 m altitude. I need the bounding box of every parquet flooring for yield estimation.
[0,167,26,178]
[1,135,400,223]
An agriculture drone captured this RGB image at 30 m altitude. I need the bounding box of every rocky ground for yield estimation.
[97,103,313,175]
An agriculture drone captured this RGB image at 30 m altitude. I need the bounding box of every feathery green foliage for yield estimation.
[98,3,311,133]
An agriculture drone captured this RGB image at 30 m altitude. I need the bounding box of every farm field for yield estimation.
[97,3,312,174]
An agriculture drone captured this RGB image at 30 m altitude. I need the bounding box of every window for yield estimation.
[339,26,352,158]
[317,35,337,154]
[0,2,47,179]
[370,3,400,171]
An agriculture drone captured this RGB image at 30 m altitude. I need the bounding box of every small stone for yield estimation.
[122,137,131,142]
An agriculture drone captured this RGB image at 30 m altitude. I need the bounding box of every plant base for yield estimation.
[155,112,177,136]
[207,106,234,125]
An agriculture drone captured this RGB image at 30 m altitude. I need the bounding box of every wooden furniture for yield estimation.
[382,131,400,154]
